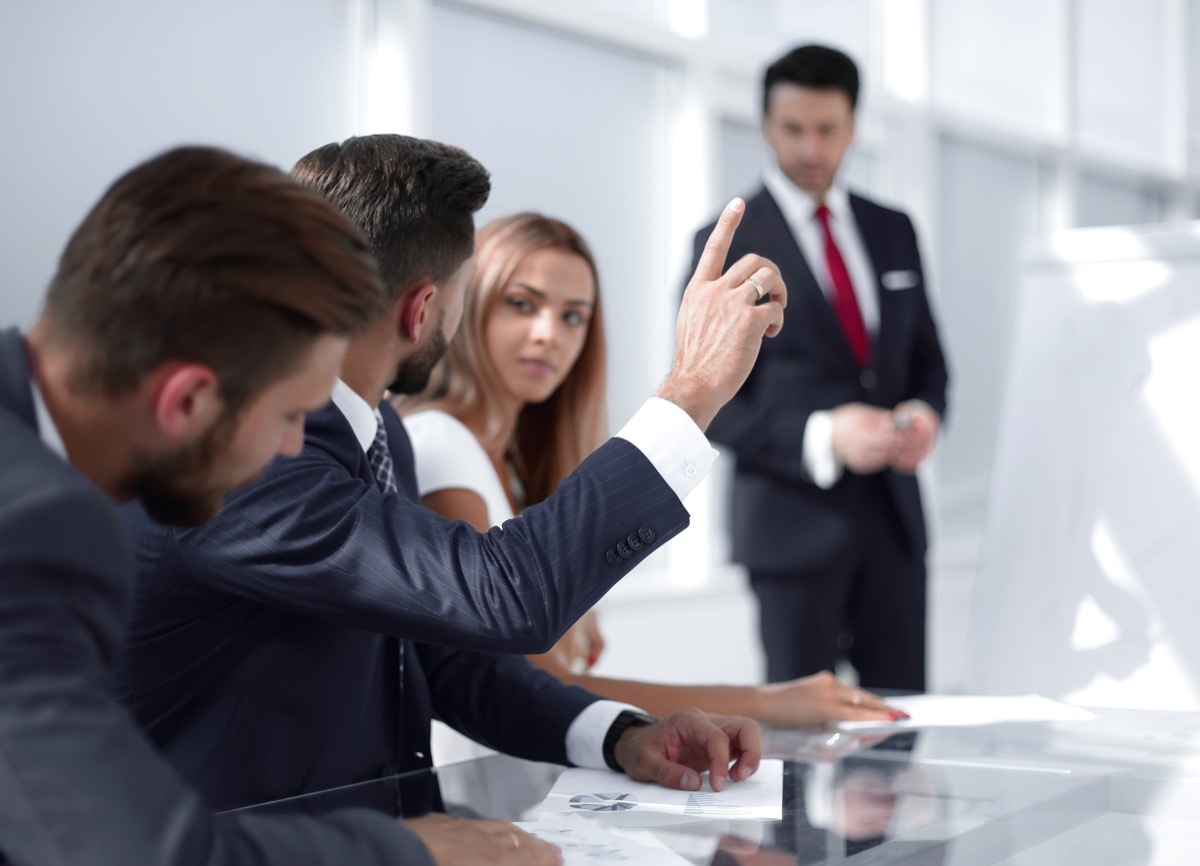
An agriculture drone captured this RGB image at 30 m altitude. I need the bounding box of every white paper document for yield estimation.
[536,758,783,823]
[516,815,692,865]
[836,693,1097,731]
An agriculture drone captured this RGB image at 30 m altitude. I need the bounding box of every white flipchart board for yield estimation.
[968,223,1200,711]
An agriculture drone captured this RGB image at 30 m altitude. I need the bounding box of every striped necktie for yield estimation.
[367,410,398,494]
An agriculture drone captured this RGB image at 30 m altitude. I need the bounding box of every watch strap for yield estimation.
[602,709,658,772]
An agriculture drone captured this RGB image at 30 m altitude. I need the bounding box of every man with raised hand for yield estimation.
[0,145,561,866]
[117,134,783,811]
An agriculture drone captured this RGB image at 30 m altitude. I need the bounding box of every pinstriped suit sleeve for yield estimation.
[169,432,690,654]
[417,643,598,765]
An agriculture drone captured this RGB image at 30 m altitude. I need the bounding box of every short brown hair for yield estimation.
[290,134,490,301]
[42,146,387,412]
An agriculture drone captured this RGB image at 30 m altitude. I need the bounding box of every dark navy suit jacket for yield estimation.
[0,328,435,865]
[116,398,679,810]
[695,187,949,571]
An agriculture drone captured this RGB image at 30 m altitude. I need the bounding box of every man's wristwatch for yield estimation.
[602,710,658,772]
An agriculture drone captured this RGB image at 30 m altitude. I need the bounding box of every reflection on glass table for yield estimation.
[230,707,1200,864]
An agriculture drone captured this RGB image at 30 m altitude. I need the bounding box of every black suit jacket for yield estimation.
[116,399,646,810]
[694,187,949,570]
[0,328,432,866]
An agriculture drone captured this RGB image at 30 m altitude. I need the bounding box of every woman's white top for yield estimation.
[404,409,513,766]
[405,410,515,524]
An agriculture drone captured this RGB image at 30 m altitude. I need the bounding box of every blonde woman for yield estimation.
[398,213,903,728]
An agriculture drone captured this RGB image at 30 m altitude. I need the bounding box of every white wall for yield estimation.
[427,3,675,427]
[935,136,1045,540]
[0,0,360,328]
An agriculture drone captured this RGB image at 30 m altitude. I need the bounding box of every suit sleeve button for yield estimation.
[605,548,622,566]
[616,540,633,558]
[638,526,655,544]
[626,532,643,551]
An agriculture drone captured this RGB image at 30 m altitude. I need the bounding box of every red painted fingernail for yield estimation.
[887,711,910,721]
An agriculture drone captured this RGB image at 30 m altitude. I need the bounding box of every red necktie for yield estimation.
[815,204,870,368]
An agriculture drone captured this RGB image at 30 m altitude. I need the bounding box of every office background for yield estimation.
[3,0,1198,698]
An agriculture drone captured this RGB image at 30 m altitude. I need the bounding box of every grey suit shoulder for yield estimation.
[0,327,434,866]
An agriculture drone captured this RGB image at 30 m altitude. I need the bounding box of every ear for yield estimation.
[151,363,224,442]
[396,281,438,343]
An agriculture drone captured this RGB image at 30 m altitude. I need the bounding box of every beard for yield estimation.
[388,317,448,395]
[128,412,238,527]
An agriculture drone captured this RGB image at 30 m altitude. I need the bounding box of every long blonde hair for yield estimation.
[399,213,608,506]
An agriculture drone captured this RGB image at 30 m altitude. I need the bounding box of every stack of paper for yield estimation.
[535,758,784,826]
[836,693,1097,731]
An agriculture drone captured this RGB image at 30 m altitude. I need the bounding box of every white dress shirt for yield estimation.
[761,162,881,489]
[30,377,67,459]
[762,163,879,334]
[334,382,718,507]
[333,382,717,768]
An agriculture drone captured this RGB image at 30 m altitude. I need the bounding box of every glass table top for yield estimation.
[232,706,1200,864]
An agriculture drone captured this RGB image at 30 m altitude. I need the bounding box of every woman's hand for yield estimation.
[527,610,605,675]
[757,671,906,727]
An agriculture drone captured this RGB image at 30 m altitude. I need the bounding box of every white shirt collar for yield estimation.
[29,377,68,460]
[761,160,852,226]
[330,378,378,454]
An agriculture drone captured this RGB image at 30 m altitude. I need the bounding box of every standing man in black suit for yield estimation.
[0,146,565,866]
[693,45,949,691]
[117,134,777,811]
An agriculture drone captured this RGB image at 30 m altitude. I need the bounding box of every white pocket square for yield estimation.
[881,270,919,290]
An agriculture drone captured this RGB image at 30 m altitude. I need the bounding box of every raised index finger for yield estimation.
[692,198,745,284]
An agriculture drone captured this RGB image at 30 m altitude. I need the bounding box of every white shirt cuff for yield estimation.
[565,700,642,769]
[615,398,718,504]
[803,411,842,489]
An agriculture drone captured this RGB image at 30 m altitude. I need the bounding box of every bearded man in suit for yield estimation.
[117,134,778,812]
[0,145,567,866]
